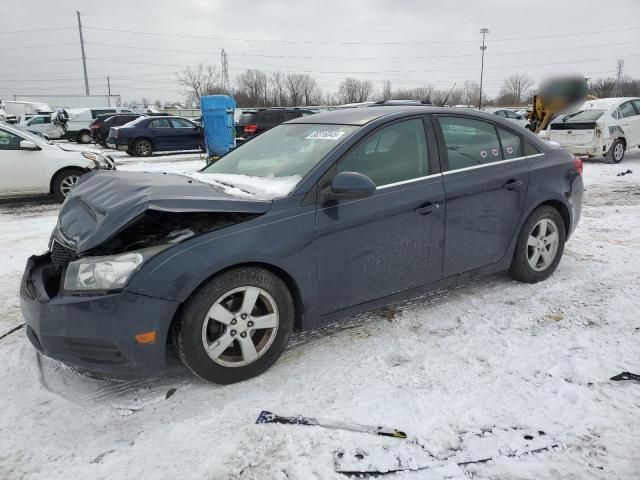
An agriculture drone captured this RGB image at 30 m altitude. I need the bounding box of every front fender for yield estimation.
[125,203,318,318]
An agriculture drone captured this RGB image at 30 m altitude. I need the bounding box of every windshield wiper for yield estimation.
[562,111,583,122]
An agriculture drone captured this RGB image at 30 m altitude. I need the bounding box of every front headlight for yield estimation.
[82,151,108,168]
[63,246,165,292]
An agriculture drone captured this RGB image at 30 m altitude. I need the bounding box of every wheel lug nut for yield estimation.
[241,313,247,320]
[240,332,247,338]
[230,330,236,336]
[231,319,237,325]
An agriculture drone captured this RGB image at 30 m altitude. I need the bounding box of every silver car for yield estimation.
[17,115,65,139]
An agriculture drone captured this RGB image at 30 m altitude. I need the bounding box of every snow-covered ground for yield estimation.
[1,151,639,479]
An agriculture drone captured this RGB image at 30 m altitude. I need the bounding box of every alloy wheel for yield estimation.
[136,140,152,156]
[527,218,560,272]
[201,286,279,368]
[614,142,624,162]
[59,175,80,197]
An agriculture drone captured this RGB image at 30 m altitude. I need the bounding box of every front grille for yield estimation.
[51,240,76,268]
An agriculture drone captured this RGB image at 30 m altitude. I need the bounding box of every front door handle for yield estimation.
[503,179,523,190]
[415,202,440,215]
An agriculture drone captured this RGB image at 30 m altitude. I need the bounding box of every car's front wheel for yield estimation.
[607,138,625,163]
[77,130,93,144]
[509,206,566,283]
[175,267,294,384]
[52,168,85,201]
[132,138,153,157]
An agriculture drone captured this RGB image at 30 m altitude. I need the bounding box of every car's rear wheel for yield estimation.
[509,206,566,283]
[133,138,153,157]
[607,138,625,163]
[77,130,92,144]
[175,267,294,384]
[53,168,85,201]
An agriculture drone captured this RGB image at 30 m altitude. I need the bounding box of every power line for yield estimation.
[83,25,640,46]
[0,26,75,35]
[82,40,639,61]
[0,42,77,51]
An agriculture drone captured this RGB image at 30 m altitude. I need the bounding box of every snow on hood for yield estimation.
[187,173,301,200]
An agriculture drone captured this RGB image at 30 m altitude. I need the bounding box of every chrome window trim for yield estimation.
[376,173,442,190]
[442,153,545,175]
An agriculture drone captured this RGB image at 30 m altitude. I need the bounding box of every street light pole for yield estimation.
[478,28,489,110]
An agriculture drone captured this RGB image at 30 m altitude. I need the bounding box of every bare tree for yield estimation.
[153,99,163,109]
[338,78,373,104]
[235,69,269,106]
[269,72,289,106]
[381,80,392,101]
[301,75,322,105]
[499,73,534,105]
[460,81,481,107]
[285,73,307,106]
[176,63,224,104]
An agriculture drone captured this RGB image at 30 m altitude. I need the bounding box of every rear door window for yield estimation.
[149,118,171,128]
[438,117,504,170]
[170,118,194,128]
[496,126,522,159]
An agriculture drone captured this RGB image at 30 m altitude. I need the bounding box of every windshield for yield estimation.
[197,123,358,199]
[558,109,606,123]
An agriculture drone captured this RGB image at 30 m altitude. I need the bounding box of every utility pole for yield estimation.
[221,48,230,94]
[614,59,624,97]
[478,28,489,110]
[76,11,90,95]
[107,76,111,106]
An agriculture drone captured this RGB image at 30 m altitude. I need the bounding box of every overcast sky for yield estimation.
[1,0,639,104]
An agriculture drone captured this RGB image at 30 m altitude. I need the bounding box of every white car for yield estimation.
[0,123,115,201]
[483,108,530,129]
[16,115,65,140]
[546,97,640,163]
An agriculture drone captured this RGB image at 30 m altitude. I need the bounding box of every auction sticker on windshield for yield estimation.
[305,131,346,140]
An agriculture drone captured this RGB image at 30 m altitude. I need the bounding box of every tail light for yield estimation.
[114,129,119,138]
[573,157,583,175]
[243,124,258,134]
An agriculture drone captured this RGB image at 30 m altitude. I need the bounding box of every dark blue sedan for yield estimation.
[106,116,203,156]
[21,106,583,384]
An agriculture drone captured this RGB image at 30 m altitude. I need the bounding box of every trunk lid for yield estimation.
[549,122,596,146]
[57,170,271,253]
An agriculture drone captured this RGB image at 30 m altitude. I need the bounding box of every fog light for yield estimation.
[134,331,157,344]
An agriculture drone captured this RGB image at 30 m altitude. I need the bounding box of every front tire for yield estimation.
[52,168,85,201]
[607,138,625,163]
[175,267,294,384]
[77,130,92,144]
[509,206,566,283]
[132,138,153,157]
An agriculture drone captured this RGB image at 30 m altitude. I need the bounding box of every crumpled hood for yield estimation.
[58,170,271,253]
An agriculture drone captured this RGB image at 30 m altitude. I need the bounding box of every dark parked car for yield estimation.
[106,116,203,156]
[21,106,583,384]
[90,113,145,146]
[236,108,316,142]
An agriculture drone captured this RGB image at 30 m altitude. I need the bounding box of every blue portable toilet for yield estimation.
[200,95,236,159]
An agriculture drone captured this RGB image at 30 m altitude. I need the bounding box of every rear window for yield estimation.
[237,112,257,125]
[557,109,605,123]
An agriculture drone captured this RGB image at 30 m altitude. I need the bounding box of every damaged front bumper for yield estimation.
[20,253,180,376]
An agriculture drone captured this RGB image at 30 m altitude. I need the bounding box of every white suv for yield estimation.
[0,123,115,201]
[546,97,640,163]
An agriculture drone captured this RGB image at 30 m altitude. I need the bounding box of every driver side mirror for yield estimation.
[324,171,376,201]
[20,140,39,151]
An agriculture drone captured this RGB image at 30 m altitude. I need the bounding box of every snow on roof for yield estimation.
[580,97,639,110]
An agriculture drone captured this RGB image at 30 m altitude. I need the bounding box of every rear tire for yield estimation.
[132,138,153,157]
[175,267,294,384]
[607,138,625,163]
[52,168,85,201]
[509,206,566,283]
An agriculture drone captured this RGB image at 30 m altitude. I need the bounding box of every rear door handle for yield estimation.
[503,179,523,190]
[415,202,440,215]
